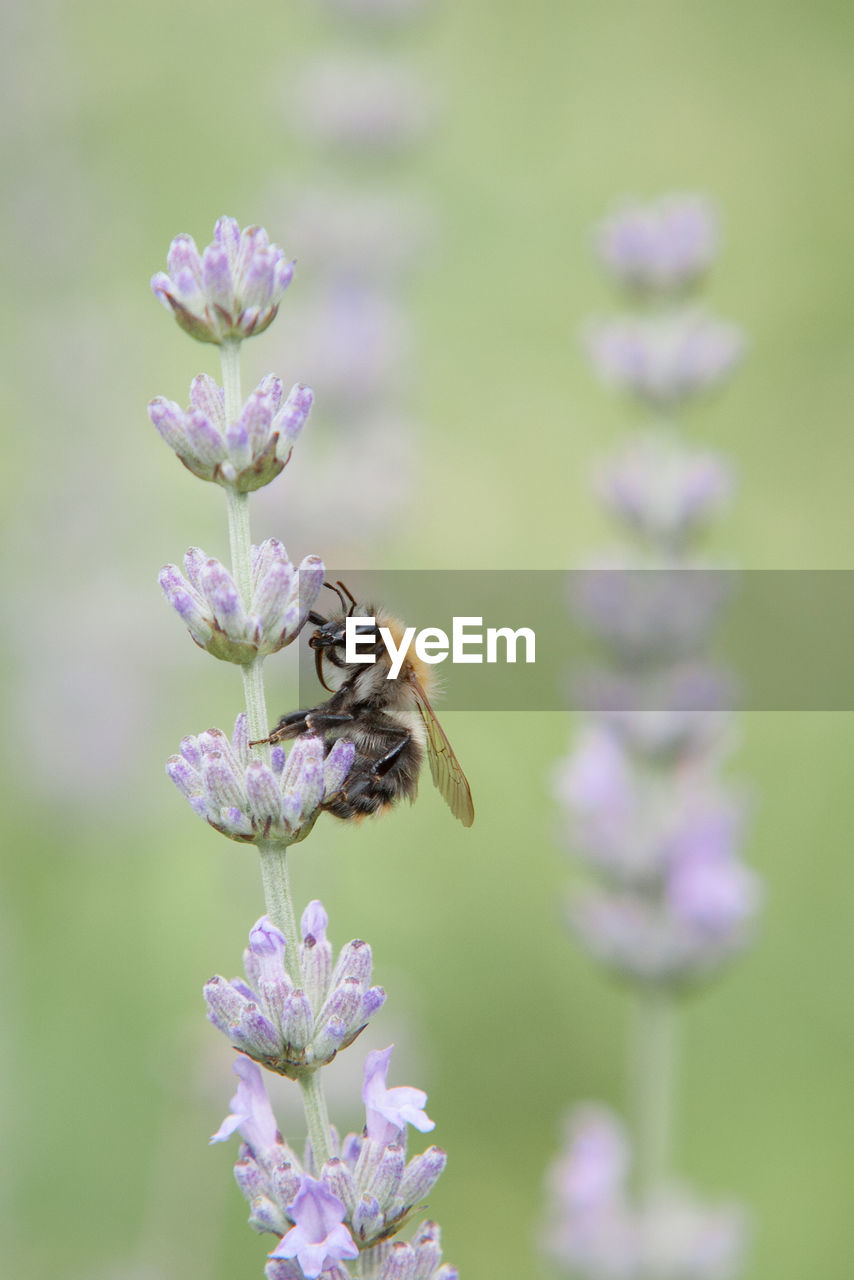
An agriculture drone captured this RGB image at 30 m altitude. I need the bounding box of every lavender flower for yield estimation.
[574,663,735,758]
[362,1045,435,1145]
[210,1055,282,1153]
[159,541,324,663]
[167,714,355,845]
[281,187,432,280]
[151,216,294,344]
[596,195,718,295]
[317,0,432,18]
[573,560,732,662]
[269,1176,359,1278]
[148,373,313,491]
[586,309,744,408]
[596,433,733,549]
[546,1107,746,1280]
[293,57,435,151]
[205,905,387,1076]
[554,726,759,982]
[212,1045,448,1257]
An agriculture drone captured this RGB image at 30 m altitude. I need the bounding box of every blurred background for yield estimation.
[3,1,854,1277]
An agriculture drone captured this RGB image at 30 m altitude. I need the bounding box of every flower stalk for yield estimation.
[151,216,455,1280]
[545,195,759,1279]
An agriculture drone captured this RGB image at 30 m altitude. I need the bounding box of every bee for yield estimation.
[252,581,474,827]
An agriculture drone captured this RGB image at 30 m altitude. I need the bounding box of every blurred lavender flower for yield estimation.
[151,216,294,344]
[159,541,324,663]
[573,561,732,664]
[280,187,433,280]
[554,726,759,981]
[205,904,386,1077]
[586,309,744,409]
[546,1107,746,1280]
[166,714,355,845]
[148,373,313,491]
[574,663,735,758]
[292,56,436,150]
[316,0,432,19]
[596,196,718,296]
[596,433,734,550]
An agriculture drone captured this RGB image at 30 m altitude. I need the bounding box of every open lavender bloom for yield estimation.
[270,1176,359,1278]
[159,541,324,663]
[205,904,386,1077]
[149,373,313,491]
[167,714,354,845]
[546,1107,746,1280]
[596,195,718,295]
[151,216,295,344]
[316,1046,445,1249]
[266,1222,457,1280]
[586,309,744,409]
[212,1048,449,1265]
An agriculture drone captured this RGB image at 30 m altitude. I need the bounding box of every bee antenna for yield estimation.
[322,581,347,612]
[335,580,358,616]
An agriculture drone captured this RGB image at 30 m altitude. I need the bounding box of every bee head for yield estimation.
[307,582,380,692]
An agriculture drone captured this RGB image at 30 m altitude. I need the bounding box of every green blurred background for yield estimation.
[4,1,854,1277]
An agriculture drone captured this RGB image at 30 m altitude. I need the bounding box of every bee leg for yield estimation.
[249,708,313,745]
[305,712,356,733]
[371,733,411,777]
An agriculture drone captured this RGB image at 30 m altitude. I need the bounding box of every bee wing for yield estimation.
[409,673,475,827]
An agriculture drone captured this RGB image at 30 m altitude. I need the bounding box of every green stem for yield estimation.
[299,1071,334,1168]
[219,337,333,1171]
[630,985,676,1202]
[257,839,333,1166]
[257,840,301,967]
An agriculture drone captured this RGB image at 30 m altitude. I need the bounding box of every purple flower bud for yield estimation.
[331,938,373,989]
[366,1142,404,1204]
[380,1241,416,1280]
[351,1192,384,1241]
[152,217,294,344]
[270,1159,303,1209]
[399,1147,447,1206]
[232,1005,283,1060]
[159,542,322,663]
[320,1157,358,1216]
[203,974,247,1033]
[149,370,309,492]
[234,1152,268,1202]
[249,916,288,971]
[360,986,387,1021]
[270,1175,359,1277]
[249,1194,290,1236]
[166,752,201,799]
[282,990,314,1053]
[158,565,213,646]
[275,384,314,462]
[199,558,245,632]
[169,719,353,846]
